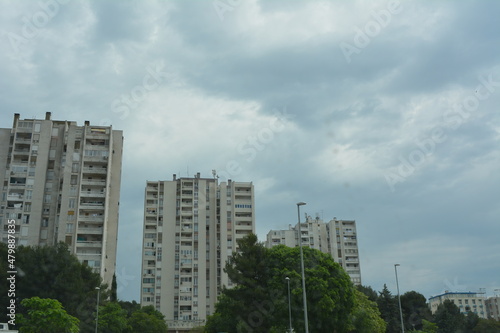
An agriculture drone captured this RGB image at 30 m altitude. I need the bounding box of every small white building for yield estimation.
[428,291,487,319]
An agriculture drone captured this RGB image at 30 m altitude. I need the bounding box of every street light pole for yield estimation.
[95,287,100,333]
[286,277,293,333]
[394,264,404,333]
[297,202,309,333]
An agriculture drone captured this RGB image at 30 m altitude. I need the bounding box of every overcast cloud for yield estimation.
[1,0,499,302]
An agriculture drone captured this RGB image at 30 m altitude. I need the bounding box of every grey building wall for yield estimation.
[140,175,255,331]
[0,113,123,287]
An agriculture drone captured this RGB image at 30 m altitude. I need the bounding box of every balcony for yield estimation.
[85,130,108,139]
[83,155,108,162]
[76,241,103,248]
[79,202,105,209]
[81,179,107,186]
[77,226,103,235]
[13,149,30,156]
[82,167,107,175]
[145,210,157,216]
[75,253,102,262]
[235,223,252,231]
[78,215,104,223]
[80,191,105,198]
[15,138,32,144]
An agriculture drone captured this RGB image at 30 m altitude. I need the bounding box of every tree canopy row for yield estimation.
[1,238,499,332]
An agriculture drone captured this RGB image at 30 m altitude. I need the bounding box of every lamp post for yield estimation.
[286,277,293,333]
[297,202,309,333]
[95,287,100,333]
[394,264,404,333]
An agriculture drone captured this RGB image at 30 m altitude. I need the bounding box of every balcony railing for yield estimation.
[76,241,103,248]
[82,167,108,174]
[165,320,205,330]
[77,227,103,234]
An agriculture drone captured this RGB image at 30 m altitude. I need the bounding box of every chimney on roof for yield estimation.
[173,174,176,181]
[13,113,20,127]
[45,112,51,120]
[84,120,90,126]
[196,172,200,178]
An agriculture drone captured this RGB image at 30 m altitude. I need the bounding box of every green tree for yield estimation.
[17,297,79,333]
[126,305,168,333]
[97,302,130,333]
[400,290,433,330]
[348,289,386,333]
[464,311,479,332]
[377,284,400,333]
[433,300,464,333]
[206,234,355,333]
[0,242,107,332]
[356,285,379,302]
[473,318,500,332]
[204,294,242,333]
[111,274,118,302]
[412,319,439,333]
[118,300,141,317]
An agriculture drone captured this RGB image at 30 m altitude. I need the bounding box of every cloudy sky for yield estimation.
[1,0,499,302]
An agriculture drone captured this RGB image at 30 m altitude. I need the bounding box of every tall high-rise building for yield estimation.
[0,113,123,286]
[265,215,362,285]
[140,174,254,331]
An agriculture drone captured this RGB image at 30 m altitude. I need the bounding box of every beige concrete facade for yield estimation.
[485,296,500,321]
[0,113,123,286]
[266,216,362,285]
[428,292,487,319]
[140,174,254,331]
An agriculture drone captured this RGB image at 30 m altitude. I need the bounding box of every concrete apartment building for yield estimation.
[485,296,500,321]
[0,113,123,286]
[428,291,487,319]
[140,174,254,331]
[266,215,362,285]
